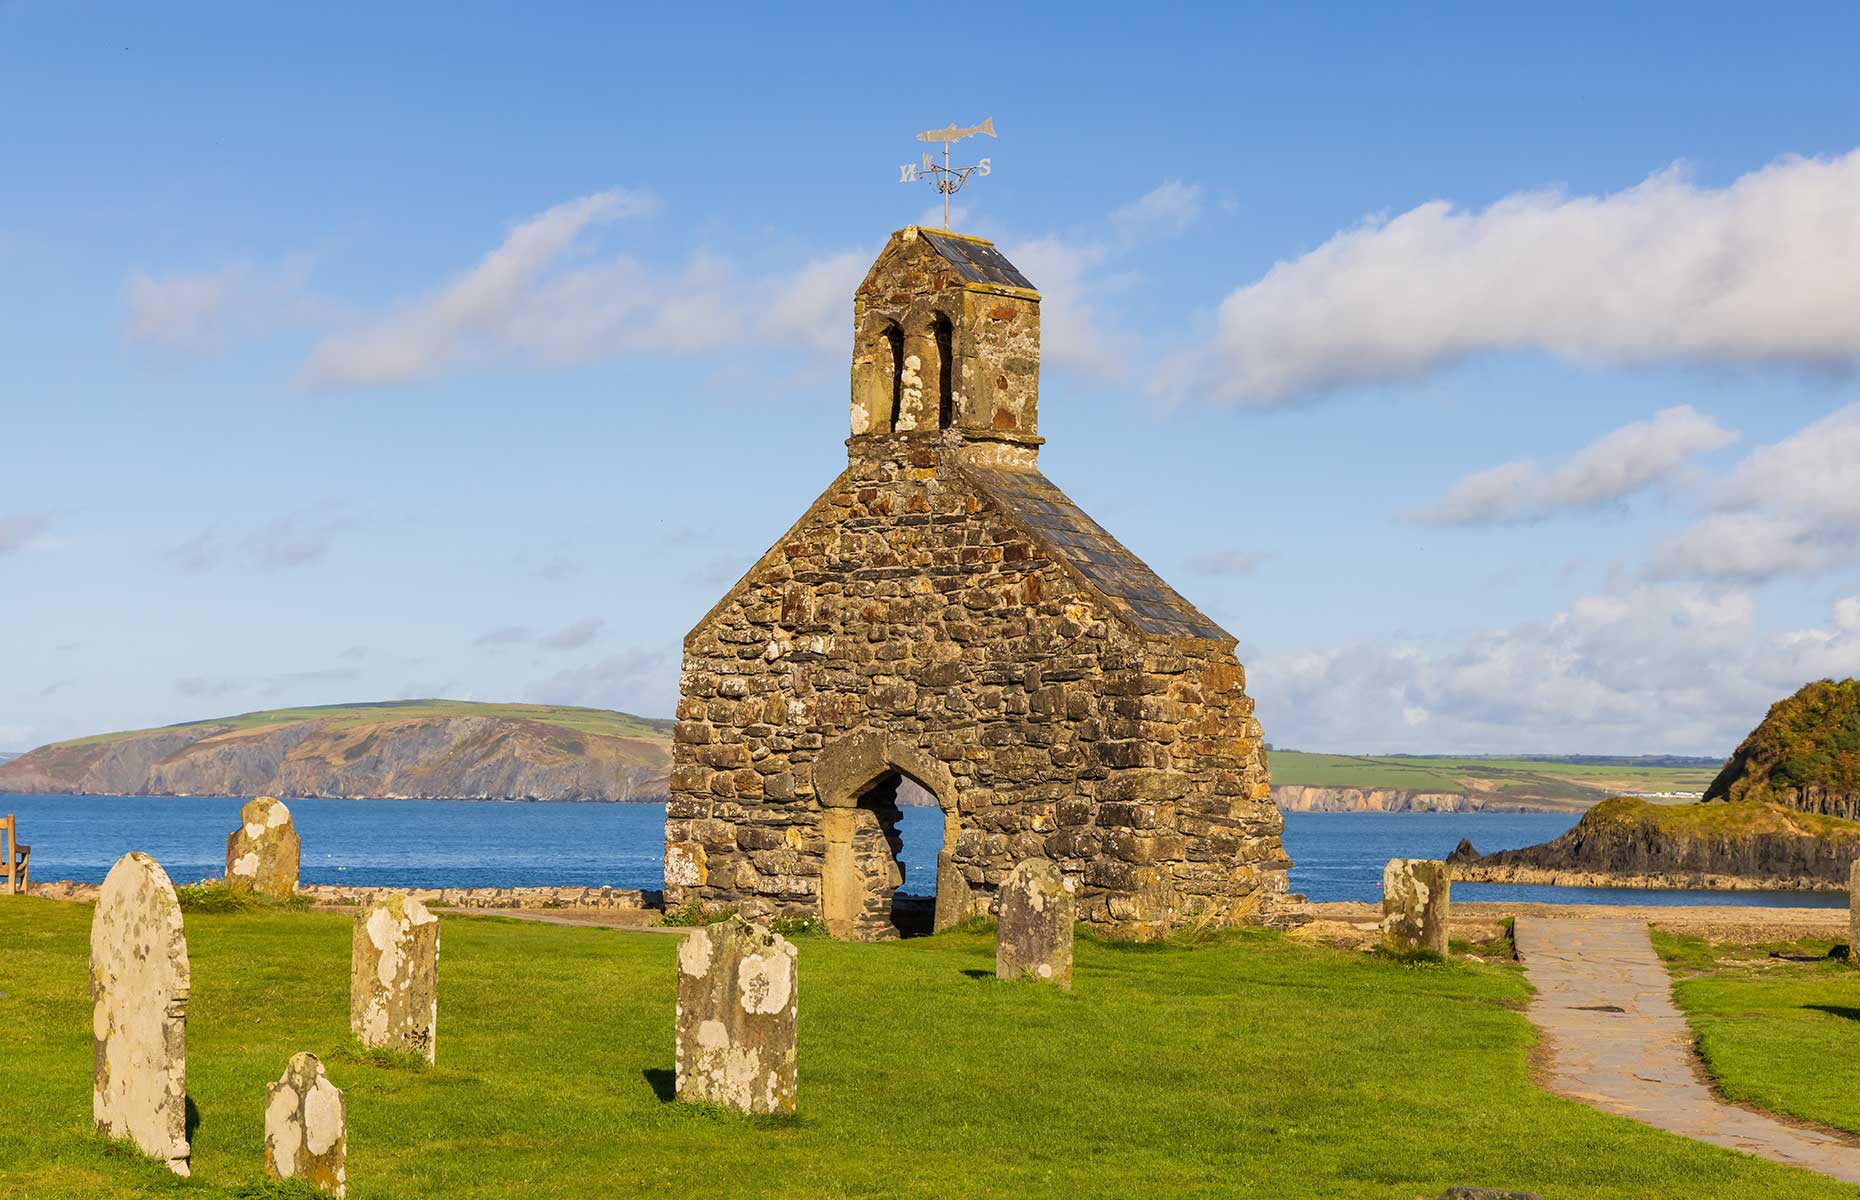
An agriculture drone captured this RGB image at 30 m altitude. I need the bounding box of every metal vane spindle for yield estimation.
[899,118,996,230]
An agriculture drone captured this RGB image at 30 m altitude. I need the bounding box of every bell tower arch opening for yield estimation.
[933,312,955,429]
[883,323,905,432]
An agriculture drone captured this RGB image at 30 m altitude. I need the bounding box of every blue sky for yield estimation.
[5,3,1860,755]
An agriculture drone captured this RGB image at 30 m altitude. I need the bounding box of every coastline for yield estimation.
[1450,861,1846,893]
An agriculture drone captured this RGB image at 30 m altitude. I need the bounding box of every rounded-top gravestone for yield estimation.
[265,1051,347,1196]
[997,857,1073,989]
[225,795,300,897]
[91,851,191,1176]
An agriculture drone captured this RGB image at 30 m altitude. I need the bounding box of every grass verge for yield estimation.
[1653,928,1860,1136]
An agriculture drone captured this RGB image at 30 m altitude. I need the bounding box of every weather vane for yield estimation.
[899,118,995,231]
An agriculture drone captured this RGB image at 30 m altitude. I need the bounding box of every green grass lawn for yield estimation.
[5,898,1856,1200]
[1655,929,1860,1137]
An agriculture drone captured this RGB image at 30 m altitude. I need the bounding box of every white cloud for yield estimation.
[0,512,51,555]
[141,181,1194,391]
[1419,405,1737,524]
[761,250,868,356]
[537,617,604,651]
[303,190,656,387]
[999,233,1131,379]
[1186,549,1264,576]
[1111,180,1203,244]
[528,650,672,716]
[299,189,874,388]
[1654,404,1860,580]
[125,257,326,355]
[1187,148,1860,404]
[161,505,356,572]
[1252,584,1860,755]
[1416,461,1540,526]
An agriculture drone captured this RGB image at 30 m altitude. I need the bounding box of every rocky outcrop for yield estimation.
[1458,797,1860,890]
[1705,678,1860,818]
[1271,786,1558,813]
[0,704,671,802]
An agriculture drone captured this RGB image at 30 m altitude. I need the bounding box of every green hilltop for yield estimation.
[56,699,675,749]
[1705,678,1860,809]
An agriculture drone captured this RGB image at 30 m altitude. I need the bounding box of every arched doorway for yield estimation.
[813,733,967,941]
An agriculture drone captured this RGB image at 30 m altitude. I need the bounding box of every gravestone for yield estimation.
[225,795,301,897]
[91,852,191,1176]
[1850,860,1859,956]
[675,915,797,1114]
[1382,858,1451,955]
[996,858,1073,989]
[265,1052,346,1196]
[351,896,439,1061]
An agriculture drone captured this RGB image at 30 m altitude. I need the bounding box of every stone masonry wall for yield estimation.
[667,434,1288,937]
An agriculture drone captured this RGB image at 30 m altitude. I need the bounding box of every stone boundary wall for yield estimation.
[27,879,661,911]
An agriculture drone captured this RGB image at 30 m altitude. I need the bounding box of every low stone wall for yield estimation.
[27,879,662,912]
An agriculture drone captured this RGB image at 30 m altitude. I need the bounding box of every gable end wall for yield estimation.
[666,434,1289,937]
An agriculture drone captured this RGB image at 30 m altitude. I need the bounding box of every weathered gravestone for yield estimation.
[91,851,191,1176]
[1382,858,1451,955]
[351,896,439,1061]
[996,858,1073,989]
[265,1052,346,1196]
[675,915,797,1114]
[1850,861,1860,957]
[225,795,301,897]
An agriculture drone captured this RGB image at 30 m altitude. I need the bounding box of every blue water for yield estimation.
[0,795,1846,907]
[1285,810,1848,908]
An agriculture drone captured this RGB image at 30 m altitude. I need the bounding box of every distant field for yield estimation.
[1270,750,1720,807]
[58,700,676,748]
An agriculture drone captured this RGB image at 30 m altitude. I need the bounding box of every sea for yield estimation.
[0,794,1846,908]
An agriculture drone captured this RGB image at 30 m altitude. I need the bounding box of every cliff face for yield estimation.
[1461,796,1860,888]
[1270,786,1554,813]
[1705,678,1860,818]
[0,703,672,801]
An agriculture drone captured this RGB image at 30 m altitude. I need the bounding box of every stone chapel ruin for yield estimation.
[665,226,1289,939]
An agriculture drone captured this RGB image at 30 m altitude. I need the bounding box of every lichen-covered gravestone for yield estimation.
[1850,861,1860,956]
[351,896,439,1061]
[265,1052,346,1196]
[1382,858,1451,955]
[91,851,191,1176]
[675,915,797,1114]
[996,858,1073,989]
[225,795,301,897]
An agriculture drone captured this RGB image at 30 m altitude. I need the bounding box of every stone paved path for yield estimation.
[1514,916,1860,1184]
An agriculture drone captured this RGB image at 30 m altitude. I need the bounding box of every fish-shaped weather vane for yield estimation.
[899,118,995,230]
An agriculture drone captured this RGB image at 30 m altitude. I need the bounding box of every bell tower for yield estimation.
[849,227,1042,467]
